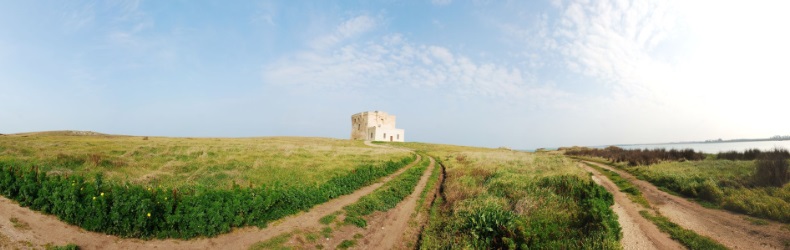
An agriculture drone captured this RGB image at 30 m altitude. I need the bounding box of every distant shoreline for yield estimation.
[611,138,790,148]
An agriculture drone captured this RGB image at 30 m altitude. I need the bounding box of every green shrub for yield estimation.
[459,203,522,249]
[46,243,80,250]
[754,149,790,187]
[698,179,724,203]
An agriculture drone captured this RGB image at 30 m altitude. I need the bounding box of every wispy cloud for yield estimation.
[60,1,96,32]
[263,23,569,105]
[551,0,677,90]
[253,1,278,26]
[309,15,378,50]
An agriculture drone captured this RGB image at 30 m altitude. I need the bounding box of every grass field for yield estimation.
[1,132,626,245]
[0,131,411,189]
[0,132,416,238]
[392,142,622,249]
[624,159,790,223]
[576,154,790,223]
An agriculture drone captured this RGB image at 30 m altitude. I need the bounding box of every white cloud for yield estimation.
[552,0,677,89]
[263,32,568,104]
[537,0,790,136]
[310,15,377,50]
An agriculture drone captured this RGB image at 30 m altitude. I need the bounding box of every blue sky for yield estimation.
[1,0,788,149]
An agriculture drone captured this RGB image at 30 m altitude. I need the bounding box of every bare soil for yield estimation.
[0,155,423,250]
[581,163,684,250]
[283,156,438,250]
[585,161,790,250]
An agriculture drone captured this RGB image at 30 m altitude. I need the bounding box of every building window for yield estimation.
[384,133,387,139]
[397,134,399,140]
[370,132,373,139]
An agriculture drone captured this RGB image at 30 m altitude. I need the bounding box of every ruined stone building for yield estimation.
[350,111,405,142]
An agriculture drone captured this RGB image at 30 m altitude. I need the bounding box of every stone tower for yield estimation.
[351,111,405,142]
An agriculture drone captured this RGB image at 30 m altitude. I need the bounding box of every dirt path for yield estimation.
[580,163,684,250]
[282,156,438,250]
[358,156,435,249]
[585,161,790,250]
[0,155,422,250]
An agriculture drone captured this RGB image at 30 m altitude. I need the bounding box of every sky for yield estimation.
[1,0,788,149]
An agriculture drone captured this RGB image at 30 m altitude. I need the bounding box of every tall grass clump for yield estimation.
[753,148,790,187]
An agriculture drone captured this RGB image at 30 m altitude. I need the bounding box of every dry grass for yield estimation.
[0,132,410,189]
[390,142,620,249]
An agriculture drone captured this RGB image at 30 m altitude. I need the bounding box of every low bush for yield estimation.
[565,146,704,166]
[0,155,415,238]
[717,148,765,161]
[753,149,790,187]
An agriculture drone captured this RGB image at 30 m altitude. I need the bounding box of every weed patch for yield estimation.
[10,217,30,230]
[337,239,356,249]
[45,244,80,250]
[318,212,339,225]
[249,232,293,250]
[639,210,727,250]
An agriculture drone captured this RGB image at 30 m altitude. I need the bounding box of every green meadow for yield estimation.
[0,132,410,189]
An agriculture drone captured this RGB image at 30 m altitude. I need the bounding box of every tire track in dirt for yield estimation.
[358,156,435,249]
[580,163,684,250]
[0,155,422,250]
[585,161,790,250]
[283,156,438,250]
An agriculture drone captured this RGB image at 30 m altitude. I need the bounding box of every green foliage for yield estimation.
[318,212,338,225]
[337,239,356,249]
[320,226,333,238]
[343,156,428,228]
[0,156,415,239]
[639,211,727,250]
[249,232,293,250]
[46,244,80,250]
